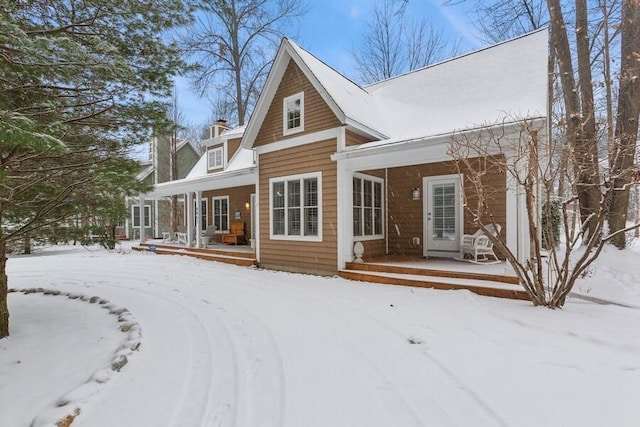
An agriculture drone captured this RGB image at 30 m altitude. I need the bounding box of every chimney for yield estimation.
[210,119,229,138]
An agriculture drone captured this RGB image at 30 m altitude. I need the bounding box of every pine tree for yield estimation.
[0,0,193,338]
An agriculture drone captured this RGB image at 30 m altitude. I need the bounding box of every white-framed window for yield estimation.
[353,174,384,240]
[194,199,208,228]
[207,145,224,170]
[213,196,229,232]
[283,92,304,135]
[132,205,151,228]
[270,172,322,241]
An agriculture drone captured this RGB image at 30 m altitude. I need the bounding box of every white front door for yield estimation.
[424,175,462,255]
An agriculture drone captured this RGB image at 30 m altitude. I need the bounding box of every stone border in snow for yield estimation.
[7,287,142,427]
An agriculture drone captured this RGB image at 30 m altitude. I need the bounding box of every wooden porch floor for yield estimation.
[339,256,529,301]
[134,241,256,267]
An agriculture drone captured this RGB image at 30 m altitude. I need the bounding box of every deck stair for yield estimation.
[339,261,529,301]
[135,242,256,267]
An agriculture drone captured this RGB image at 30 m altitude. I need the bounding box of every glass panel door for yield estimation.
[425,176,460,253]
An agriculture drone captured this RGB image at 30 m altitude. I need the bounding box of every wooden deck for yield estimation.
[339,257,529,301]
[134,241,256,267]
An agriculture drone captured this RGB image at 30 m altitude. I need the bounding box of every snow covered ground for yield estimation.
[1,242,639,427]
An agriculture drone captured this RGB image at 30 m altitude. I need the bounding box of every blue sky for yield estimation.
[176,0,484,128]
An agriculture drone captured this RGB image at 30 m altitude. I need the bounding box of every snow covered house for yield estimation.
[138,29,548,280]
[141,121,257,248]
[124,135,200,239]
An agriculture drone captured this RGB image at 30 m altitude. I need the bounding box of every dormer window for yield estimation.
[283,92,304,135]
[207,145,224,170]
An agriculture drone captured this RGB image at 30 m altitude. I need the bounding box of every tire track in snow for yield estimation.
[228,277,509,426]
[13,267,239,427]
[13,260,287,427]
[82,273,286,427]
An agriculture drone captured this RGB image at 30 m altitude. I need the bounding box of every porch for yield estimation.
[134,240,256,267]
[339,256,528,301]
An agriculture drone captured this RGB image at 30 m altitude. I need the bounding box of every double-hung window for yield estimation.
[132,205,151,228]
[270,172,321,241]
[207,145,224,170]
[283,92,304,135]
[212,196,229,232]
[353,174,383,239]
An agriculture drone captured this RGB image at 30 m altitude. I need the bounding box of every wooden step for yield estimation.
[134,245,256,267]
[344,261,520,284]
[339,269,529,301]
[139,242,255,259]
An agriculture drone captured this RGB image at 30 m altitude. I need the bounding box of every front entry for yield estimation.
[423,175,462,256]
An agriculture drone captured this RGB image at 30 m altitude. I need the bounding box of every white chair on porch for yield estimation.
[460,224,501,264]
[176,226,188,246]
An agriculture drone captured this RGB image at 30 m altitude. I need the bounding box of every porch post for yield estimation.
[195,191,202,248]
[186,192,193,247]
[505,157,530,264]
[138,193,146,243]
[336,161,354,269]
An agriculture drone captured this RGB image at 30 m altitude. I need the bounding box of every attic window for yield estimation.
[283,92,304,135]
[207,146,224,170]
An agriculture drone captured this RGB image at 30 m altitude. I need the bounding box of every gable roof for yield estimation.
[243,28,548,148]
[176,138,200,156]
[136,163,154,181]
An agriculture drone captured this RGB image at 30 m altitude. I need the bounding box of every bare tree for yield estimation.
[607,1,640,248]
[181,0,307,125]
[353,0,457,84]
[462,0,548,43]
[449,118,640,307]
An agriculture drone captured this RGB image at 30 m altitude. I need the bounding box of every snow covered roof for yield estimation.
[144,126,255,198]
[243,28,548,147]
[286,41,388,138]
[220,124,246,139]
[136,164,154,181]
[365,29,549,140]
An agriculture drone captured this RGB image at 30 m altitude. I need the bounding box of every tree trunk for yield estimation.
[23,234,31,255]
[608,0,640,248]
[547,0,601,240]
[0,235,9,339]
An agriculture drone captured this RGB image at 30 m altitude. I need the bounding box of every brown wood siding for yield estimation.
[202,185,255,244]
[255,60,340,146]
[346,130,373,146]
[227,138,241,162]
[360,239,385,258]
[258,139,338,275]
[386,157,506,256]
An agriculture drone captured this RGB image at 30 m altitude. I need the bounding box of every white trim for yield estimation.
[269,171,323,242]
[336,163,351,268]
[195,192,202,248]
[338,126,346,151]
[352,172,385,241]
[154,199,159,237]
[212,196,230,233]
[207,144,225,171]
[255,128,342,155]
[254,167,261,262]
[283,92,304,136]
[131,205,151,228]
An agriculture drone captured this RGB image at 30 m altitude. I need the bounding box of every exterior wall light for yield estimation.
[412,188,420,200]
